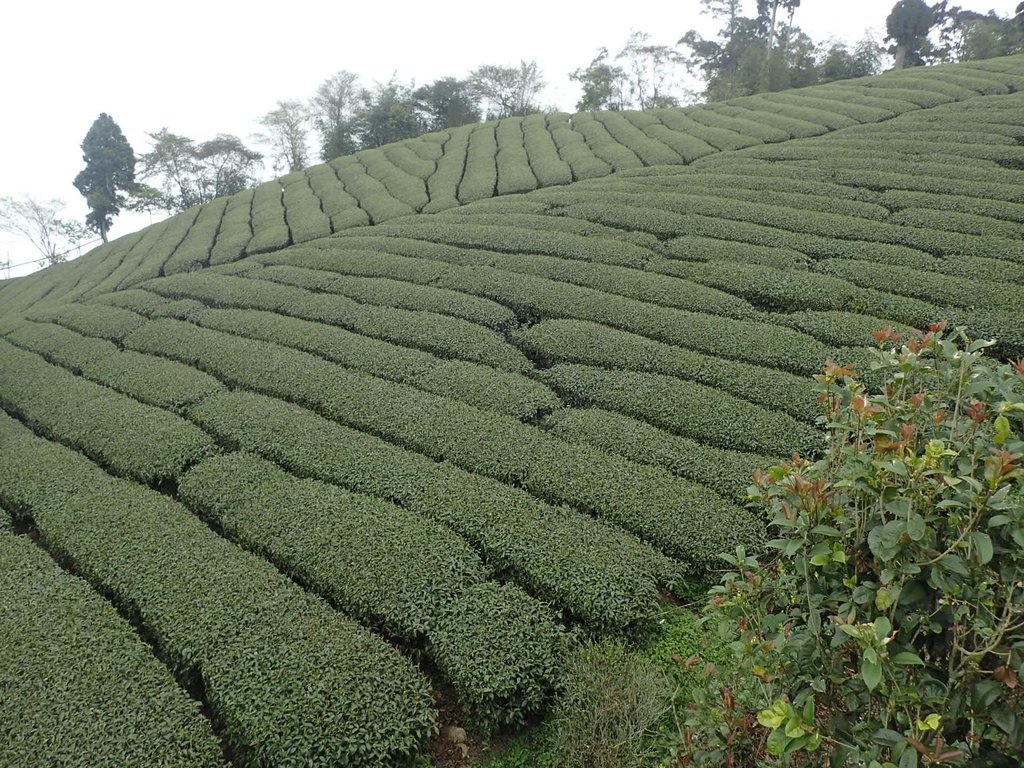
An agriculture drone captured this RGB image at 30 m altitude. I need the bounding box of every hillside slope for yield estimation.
[1,56,1023,766]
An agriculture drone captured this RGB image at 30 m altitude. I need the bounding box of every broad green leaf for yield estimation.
[906,512,926,541]
[994,414,1010,444]
[972,531,994,565]
[874,616,892,641]
[892,652,924,666]
[766,727,790,756]
[784,715,804,739]
[862,657,882,691]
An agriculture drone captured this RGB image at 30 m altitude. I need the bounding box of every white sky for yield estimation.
[1,0,1018,278]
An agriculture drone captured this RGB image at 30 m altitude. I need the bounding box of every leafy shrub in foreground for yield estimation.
[681,325,1024,766]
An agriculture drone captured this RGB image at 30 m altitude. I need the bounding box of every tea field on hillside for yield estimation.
[1,55,1023,767]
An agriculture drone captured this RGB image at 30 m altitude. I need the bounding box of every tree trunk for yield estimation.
[893,44,908,70]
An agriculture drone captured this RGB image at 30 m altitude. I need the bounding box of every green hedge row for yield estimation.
[0,339,215,486]
[27,301,146,344]
[208,189,255,266]
[319,234,835,375]
[306,164,369,231]
[516,318,819,423]
[496,117,539,195]
[180,452,565,730]
[125,208,202,286]
[627,115,718,162]
[740,93,858,131]
[546,113,613,180]
[816,259,1020,313]
[0,412,436,767]
[245,181,290,255]
[522,113,573,186]
[160,308,556,419]
[123,318,761,565]
[2,317,117,373]
[774,310,918,349]
[338,226,758,320]
[55,231,145,302]
[0,518,224,768]
[540,363,822,457]
[706,155,1024,206]
[672,260,941,329]
[139,270,531,373]
[549,407,771,503]
[655,108,759,151]
[382,141,436,180]
[570,113,645,171]
[686,105,789,143]
[458,123,498,204]
[877,189,1024,224]
[162,197,228,276]
[703,102,828,139]
[358,148,430,211]
[369,216,653,268]
[332,156,414,223]
[575,176,891,220]
[252,262,517,330]
[424,125,473,212]
[591,111,683,166]
[0,318,224,412]
[659,234,810,270]
[782,90,901,121]
[281,175,332,242]
[188,390,675,631]
[887,206,1023,239]
[555,196,975,270]
[407,132,446,162]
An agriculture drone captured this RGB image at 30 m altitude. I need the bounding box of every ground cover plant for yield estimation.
[0,55,1022,766]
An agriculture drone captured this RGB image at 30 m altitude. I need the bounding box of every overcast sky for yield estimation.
[1,0,1018,278]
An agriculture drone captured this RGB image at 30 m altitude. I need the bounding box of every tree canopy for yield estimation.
[135,130,262,214]
[72,113,136,242]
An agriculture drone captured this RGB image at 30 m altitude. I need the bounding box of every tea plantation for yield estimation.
[1,55,1023,766]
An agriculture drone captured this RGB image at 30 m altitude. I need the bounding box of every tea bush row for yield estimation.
[549,408,770,503]
[522,114,573,187]
[381,141,436,180]
[0,318,224,412]
[303,235,835,375]
[162,198,226,275]
[424,124,473,212]
[358,149,429,210]
[306,164,369,231]
[540,364,822,457]
[121,317,761,565]
[281,175,332,242]
[245,180,290,255]
[138,270,531,372]
[181,452,566,729]
[515,318,818,423]
[163,307,557,420]
[209,188,255,266]
[0,513,224,768]
[548,113,613,180]
[496,117,538,196]
[458,123,498,204]
[188,389,676,632]
[571,113,644,171]
[246,262,517,330]
[331,156,414,222]
[0,339,214,486]
[0,413,436,767]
